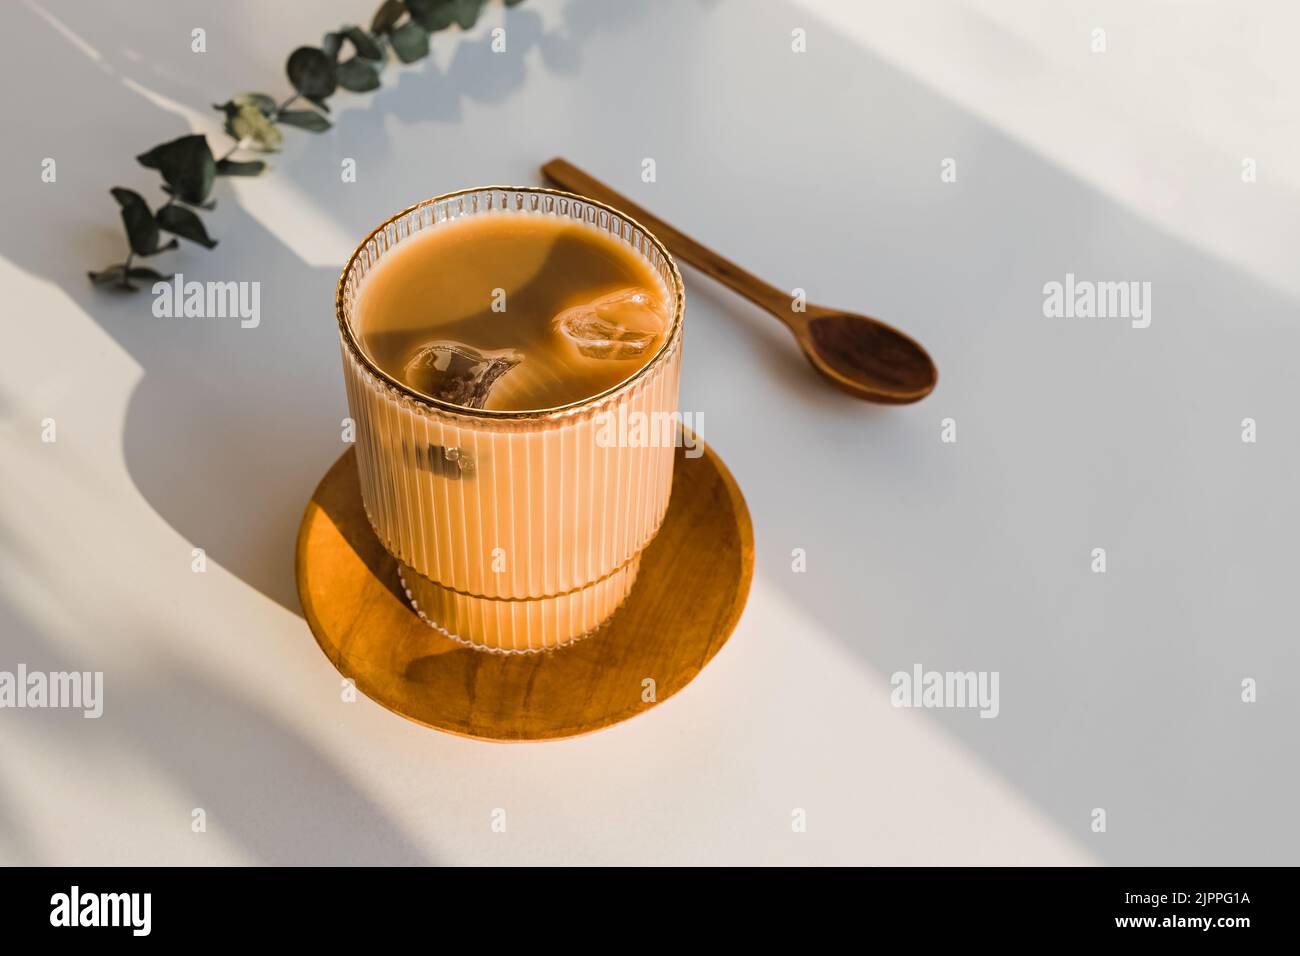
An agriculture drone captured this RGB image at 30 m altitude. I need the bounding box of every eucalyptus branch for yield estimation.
[90,0,525,292]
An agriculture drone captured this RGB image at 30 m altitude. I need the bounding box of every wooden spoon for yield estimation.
[542,158,937,404]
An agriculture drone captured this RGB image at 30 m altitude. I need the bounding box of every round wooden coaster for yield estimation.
[295,444,754,741]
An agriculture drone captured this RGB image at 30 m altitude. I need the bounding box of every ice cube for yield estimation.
[553,287,669,360]
[402,341,523,409]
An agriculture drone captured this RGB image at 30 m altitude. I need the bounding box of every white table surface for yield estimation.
[2,0,1296,865]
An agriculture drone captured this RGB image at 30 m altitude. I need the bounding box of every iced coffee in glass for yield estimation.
[335,188,684,652]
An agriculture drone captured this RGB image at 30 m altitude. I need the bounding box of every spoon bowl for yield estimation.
[801,308,937,404]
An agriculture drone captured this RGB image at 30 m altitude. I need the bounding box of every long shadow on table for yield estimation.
[0,590,431,864]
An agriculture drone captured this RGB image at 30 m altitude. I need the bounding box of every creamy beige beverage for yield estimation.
[337,189,683,652]
[353,211,671,412]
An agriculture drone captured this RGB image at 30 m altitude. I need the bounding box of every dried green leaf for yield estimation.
[88,264,127,286]
[336,57,381,92]
[110,187,161,256]
[229,92,277,116]
[343,26,385,60]
[277,109,332,132]
[406,0,455,32]
[157,204,218,249]
[372,0,406,34]
[450,0,485,29]
[224,102,284,151]
[287,46,337,99]
[390,21,429,62]
[216,158,268,175]
[323,32,344,62]
[136,134,216,205]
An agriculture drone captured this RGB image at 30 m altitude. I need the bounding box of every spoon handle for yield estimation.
[541,158,797,322]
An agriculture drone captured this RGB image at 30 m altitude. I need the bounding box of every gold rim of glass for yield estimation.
[335,185,686,421]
